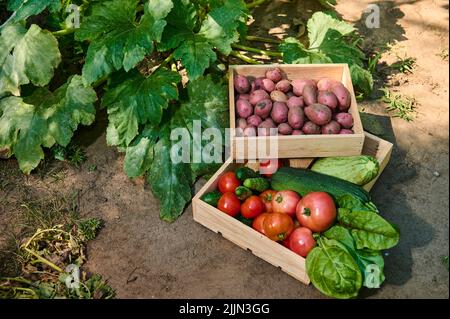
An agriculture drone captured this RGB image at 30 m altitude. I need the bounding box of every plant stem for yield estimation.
[229,51,261,64]
[159,53,174,69]
[23,247,63,273]
[52,28,76,36]
[246,35,282,45]
[232,44,282,57]
[247,0,268,9]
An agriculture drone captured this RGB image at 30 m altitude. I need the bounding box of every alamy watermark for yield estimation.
[364,4,380,29]
[65,4,81,29]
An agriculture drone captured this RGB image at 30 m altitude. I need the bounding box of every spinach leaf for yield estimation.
[337,208,400,250]
[324,225,385,288]
[337,194,378,213]
[306,237,362,299]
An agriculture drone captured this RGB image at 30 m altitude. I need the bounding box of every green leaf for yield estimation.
[102,68,180,147]
[0,75,97,174]
[317,29,365,66]
[350,64,374,96]
[306,237,362,299]
[337,208,400,250]
[123,127,159,178]
[0,24,61,96]
[279,37,332,64]
[5,0,60,25]
[75,0,167,84]
[307,12,354,48]
[324,225,385,288]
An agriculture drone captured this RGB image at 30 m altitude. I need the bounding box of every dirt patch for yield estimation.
[1,0,448,298]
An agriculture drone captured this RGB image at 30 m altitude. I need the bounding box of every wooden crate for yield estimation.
[192,132,393,285]
[229,64,365,159]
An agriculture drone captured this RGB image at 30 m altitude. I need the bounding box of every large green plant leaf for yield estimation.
[102,68,181,147]
[75,0,170,85]
[307,11,354,48]
[0,75,97,174]
[279,37,332,64]
[121,75,228,222]
[0,23,61,96]
[5,0,60,25]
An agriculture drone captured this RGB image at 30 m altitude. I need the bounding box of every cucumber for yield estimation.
[271,167,372,204]
[243,177,270,192]
[235,167,259,181]
[311,155,380,185]
[235,186,252,200]
[201,190,222,207]
[237,215,253,227]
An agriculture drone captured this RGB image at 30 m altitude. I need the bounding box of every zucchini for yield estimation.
[243,177,270,192]
[235,167,259,181]
[201,191,222,207]
[311,156,380,185]
[271,167,372,204]
[235,186,252,200]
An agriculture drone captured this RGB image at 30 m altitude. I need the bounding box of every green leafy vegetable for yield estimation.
[324,225,385,288]
[0,75,96,174]
[306,237,362,299]
[337,208,400,250]
[5,0,60,26]
[0,23,61,96]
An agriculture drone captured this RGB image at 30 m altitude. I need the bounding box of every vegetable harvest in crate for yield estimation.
[201,157,400,299]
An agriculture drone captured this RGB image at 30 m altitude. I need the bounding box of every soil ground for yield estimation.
[0,0,448,298]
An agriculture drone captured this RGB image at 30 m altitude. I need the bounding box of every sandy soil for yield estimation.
[0,0,448,298]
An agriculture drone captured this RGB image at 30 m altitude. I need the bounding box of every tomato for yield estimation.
[218,172,240,193]
[272,190,301,217]
[252,212,270,235]
[259,159,283,178]
[241,196,265,219]
[288,227,316,257]
[296,192,336,232]
[281,235,291,248]
[217,192,241,217]
[263,212,294,241]
[259,190,277,213]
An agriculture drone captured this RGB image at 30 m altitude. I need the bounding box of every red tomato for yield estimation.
[241,196,265,219]
[288,227,316,257]
[259,159,283,178]
[263,212,294,241]
[259,190,277,213]
[252,212,270,235]
[218,172,240,193]
[272,190,301,217]
[296,192,336,232]
[217,192,241,217]
[281,235,291,248]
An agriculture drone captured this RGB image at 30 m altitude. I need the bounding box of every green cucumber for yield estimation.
[201,190,222,207]
[235,167,259,181]
[271,167,372,204]
[243,177,270,192]
[235,186,252,200]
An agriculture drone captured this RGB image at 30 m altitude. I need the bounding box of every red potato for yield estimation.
[254,99,273,119]
[258,119,277,136]
[288,106,305,129]
[321,120,341,134]
[247,114,262,127]
[271,102,288,124]
[292,130,304,135]
[249,89,270,105]
[265,67,283,83]
[278,123,293,135]
[304,103,332,125]
[234,74,250,94]
[317,91,338,111]
[331,83,351,111]
[287,96,304,109]
[302,121,321,135]
[236,99,253,118]
[334,112,354,129]
[237,93,250,101]
[292,79,316,96]
[243,126,257,137]
[236,117,247,130]
[302,84,318,106]
[251,77,264,91]
[317,78,338,91]
[260,78,275,92]
[339,129,354,134]
[270,90,288,103]
[275,80,292,93]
